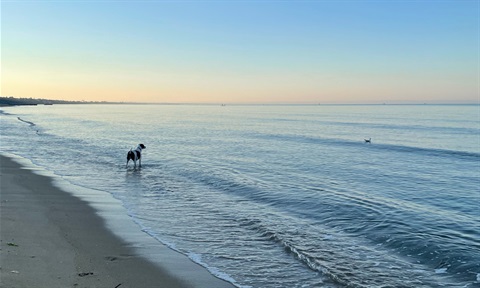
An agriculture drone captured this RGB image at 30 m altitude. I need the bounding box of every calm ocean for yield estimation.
[1,104,479,287]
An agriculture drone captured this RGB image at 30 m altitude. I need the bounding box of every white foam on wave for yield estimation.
[132,226,245,288]
[138,226,178,251]
[323,234,334,240]
[187,252,252,288]
[435,267,448,274]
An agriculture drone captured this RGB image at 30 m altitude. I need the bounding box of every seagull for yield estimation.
[364,138,371,143]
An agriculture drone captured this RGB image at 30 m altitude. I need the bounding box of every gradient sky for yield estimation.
[2,1,479,104]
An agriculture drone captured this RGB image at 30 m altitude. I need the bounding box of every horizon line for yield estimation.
[1,96,479,106]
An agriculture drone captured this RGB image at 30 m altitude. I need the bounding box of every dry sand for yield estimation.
[0,155,235,288]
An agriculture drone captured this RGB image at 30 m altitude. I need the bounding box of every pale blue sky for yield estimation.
[2,1,479,103]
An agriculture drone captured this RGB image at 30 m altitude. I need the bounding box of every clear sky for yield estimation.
[1,0,479,104]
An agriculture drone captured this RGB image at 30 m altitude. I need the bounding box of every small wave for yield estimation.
[138,226,245,288]
[435,268,448,274]
[238,218,342,285]
[17,117,36,126]
[0,109,12,115]
[187,252,252,288]
[375,143,480,159]
[254,133,480,159]
[237,216,466,287]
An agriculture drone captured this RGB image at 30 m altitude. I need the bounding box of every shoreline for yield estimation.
[0,154,235,288]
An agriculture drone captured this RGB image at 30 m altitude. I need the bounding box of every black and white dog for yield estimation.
[126,144,146,168]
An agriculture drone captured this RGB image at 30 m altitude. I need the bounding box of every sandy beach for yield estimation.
[0,155,234,288]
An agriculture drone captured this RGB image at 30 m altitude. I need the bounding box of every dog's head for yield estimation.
[139,144,146,149]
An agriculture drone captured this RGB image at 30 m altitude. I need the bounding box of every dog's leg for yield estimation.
[139,158,142,168]
[126,159,129,168]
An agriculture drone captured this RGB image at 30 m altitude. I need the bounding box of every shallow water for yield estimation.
[1,104,479,287]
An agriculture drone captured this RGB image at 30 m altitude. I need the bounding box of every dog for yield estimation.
[126,144,146,168]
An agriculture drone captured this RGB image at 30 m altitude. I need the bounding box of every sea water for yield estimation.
[1,104,479,287]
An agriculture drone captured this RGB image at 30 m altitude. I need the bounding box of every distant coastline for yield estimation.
[0,96,123,107]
